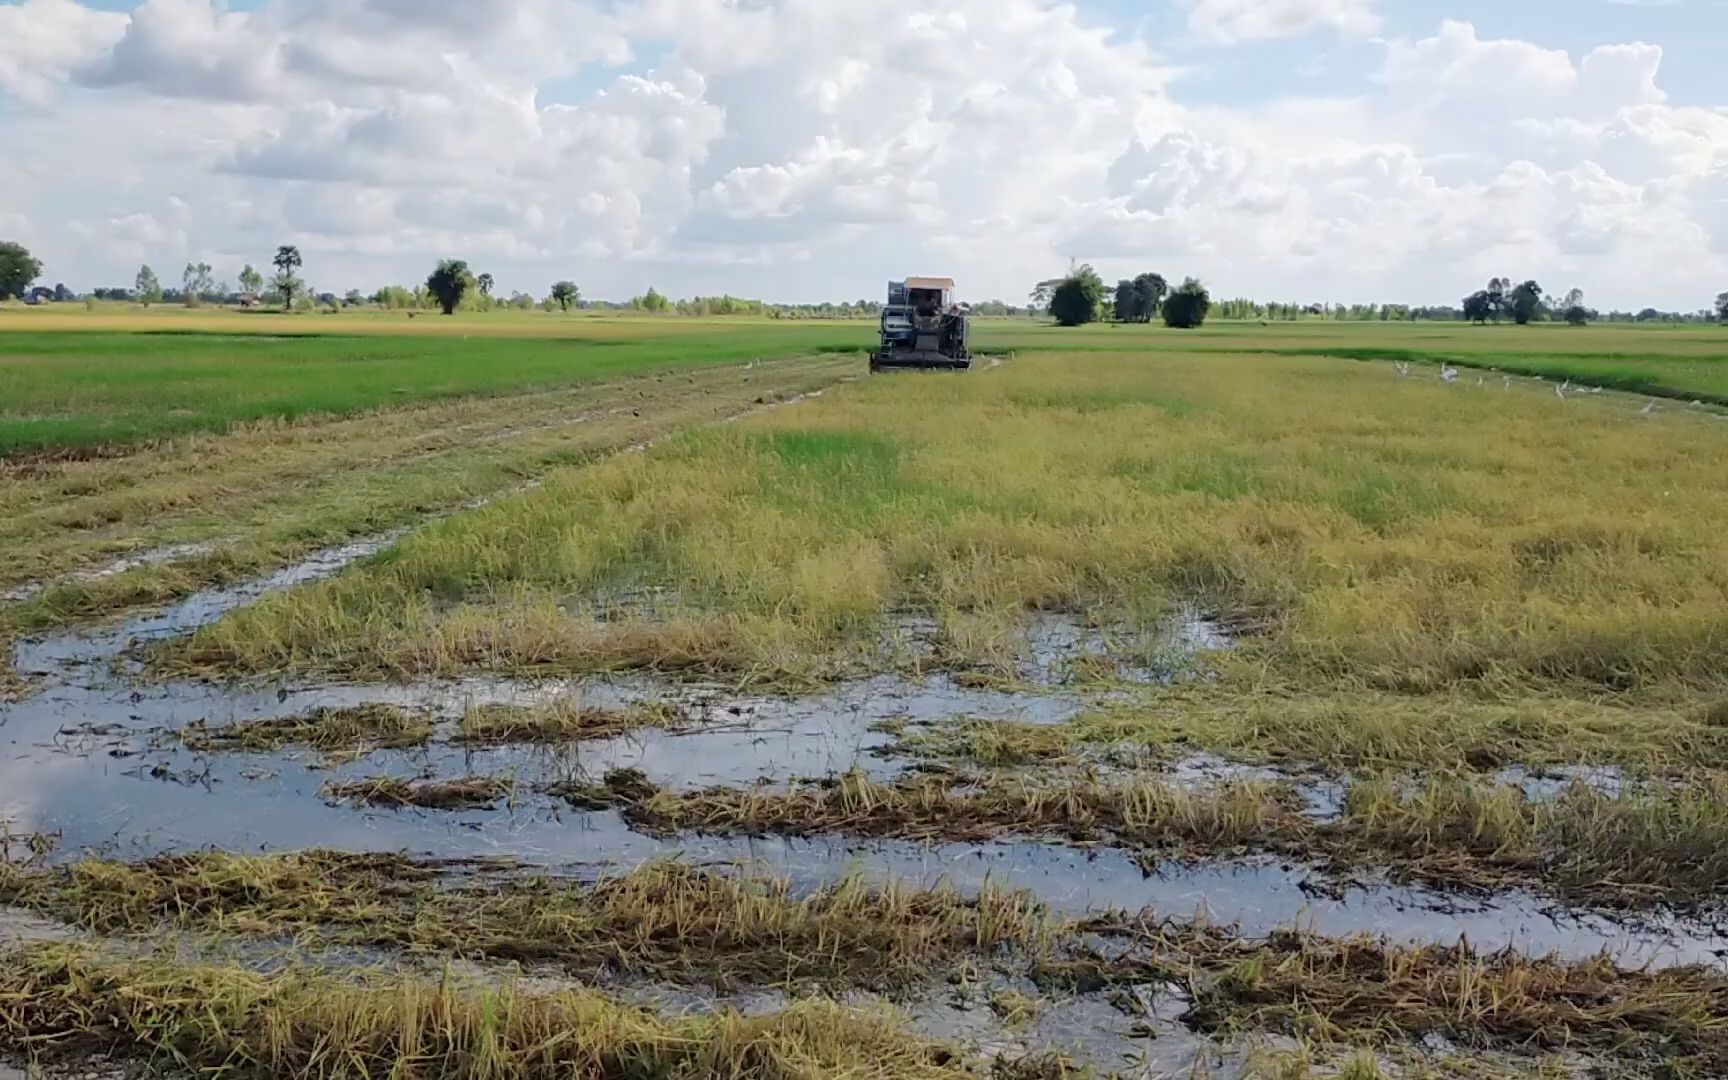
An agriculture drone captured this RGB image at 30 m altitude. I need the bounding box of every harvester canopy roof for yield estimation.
[903,277,956,291]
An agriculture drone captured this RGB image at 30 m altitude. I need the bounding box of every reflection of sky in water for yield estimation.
[3,543,1725,975]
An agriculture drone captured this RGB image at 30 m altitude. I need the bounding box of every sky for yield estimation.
[1,0,1725,309]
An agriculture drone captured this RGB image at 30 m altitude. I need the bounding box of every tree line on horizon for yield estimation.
[1031,266,1214,329]
[1023,262,1728,328]
[3,239,1726,326]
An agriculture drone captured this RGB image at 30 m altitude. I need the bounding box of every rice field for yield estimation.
[3,313,1728,1078]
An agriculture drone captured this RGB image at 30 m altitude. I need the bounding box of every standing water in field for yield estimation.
[3,537,1727,976]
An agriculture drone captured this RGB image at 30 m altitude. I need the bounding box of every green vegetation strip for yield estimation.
[1242,345,1728,405]
[0,944,972,1080]
[166,349,1728,711]
[0,856,1045,991]
[165,699,692,758]
[559,768,1728,907]
[895,688,1728,776]
[0,326,870,457]
[0,356,856,696]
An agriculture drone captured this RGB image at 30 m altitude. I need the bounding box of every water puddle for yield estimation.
[0,908,73,951]
[4,542,229,605]
[0,536,1214,850]
[889,609,1227,690]
[3,539,1724,981]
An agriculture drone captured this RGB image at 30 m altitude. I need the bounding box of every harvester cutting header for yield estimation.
[870,277,972,372]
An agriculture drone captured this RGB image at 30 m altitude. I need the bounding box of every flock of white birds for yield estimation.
[1387,358,1726,420]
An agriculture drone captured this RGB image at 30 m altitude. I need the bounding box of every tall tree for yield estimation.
[135,265,163,306]
[182,262,214,305]
[476,272,495,297]
[1029,278,1064,315]
[1510,280,1544,325]
[1049,264,1105,327]
[1462,290,1492,325]
[550,281,579,311]
[1484,277,1510,322]
[272,246,303,309]
[1131,273,1167,323]
[238,264,264,297]
[1112,280,1137,323]
[0,241,42,300]
[1161,278,1211,329]
[1716,291,1728,324]
[426,259,472,315]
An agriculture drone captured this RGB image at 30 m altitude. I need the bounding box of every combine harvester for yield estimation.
[870,277,973,372]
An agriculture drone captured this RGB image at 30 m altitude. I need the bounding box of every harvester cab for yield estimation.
[871,277,972,372]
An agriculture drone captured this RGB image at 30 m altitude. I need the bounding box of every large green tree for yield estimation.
[1131,273,1167,322]
[182,262,214,305]
[1511,280,1544,325]
[238,264,264,297]
[1110,272,1166,323]
[1113,279,1136,322]
[427,259,472,315]
[135,265,163,306]
[550,281,579,311]
[1161,278,1211,329]
[1050,264,1105,327]
[0,241,42,300]
[272,245,303,309]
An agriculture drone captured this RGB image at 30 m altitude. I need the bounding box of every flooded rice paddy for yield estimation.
[5,537,1726,978]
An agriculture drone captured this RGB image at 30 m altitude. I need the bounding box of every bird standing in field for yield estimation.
[1440,365,1459,384]
[1641,400,1658,416]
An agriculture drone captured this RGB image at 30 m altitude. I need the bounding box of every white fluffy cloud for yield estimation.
[0,0,124,105]
[1,0,1724,308]
[1182,0,1380,43]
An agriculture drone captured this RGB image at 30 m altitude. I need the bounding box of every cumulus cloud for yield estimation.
[1182,0,1380,43]
[79,0,284,100]
[1382,20,1664,118]
[0,0,125,106]
[0,1,1723,306]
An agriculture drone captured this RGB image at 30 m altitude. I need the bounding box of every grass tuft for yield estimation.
[455,699,689,745]
[0,854,1049,991]
[0,943,974,1079]
[177,703,433,754]
[321,775,513,810]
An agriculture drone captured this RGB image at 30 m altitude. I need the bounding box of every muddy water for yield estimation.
[3,539,1728,978]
